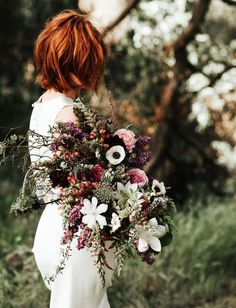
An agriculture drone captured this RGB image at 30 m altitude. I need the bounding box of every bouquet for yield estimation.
[1,98,176,286]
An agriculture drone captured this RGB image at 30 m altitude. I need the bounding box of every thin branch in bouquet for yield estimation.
[147,196,169,213]
[116,252,125,277]
[1,127,53,171]
[73,157,96,176]
[89,226,116,287]
[0,127,21,164]
[28,132,53,151]
[44,240,73,285]
[0,133,29,170]
[114,240,135,277]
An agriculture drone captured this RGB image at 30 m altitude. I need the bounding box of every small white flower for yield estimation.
[113,181,144,218]
[80,197,108,229]
[114,181,137,199]
[95,148,101,159]
[106,145,126,165]
[10,134,17,141]
[110,213,121,233]
[0,142,5,155]
[149,218,167,237]
[151,179,166,195]
[60,162,67,169]
[116,181,144,206]
[136,218,166,253]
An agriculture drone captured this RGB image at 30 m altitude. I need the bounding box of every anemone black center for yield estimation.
[113,152,121,159]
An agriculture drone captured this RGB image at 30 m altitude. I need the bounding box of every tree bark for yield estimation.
[146,0,212,176]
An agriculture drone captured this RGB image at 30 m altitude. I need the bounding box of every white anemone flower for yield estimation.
[151,179,166,195]
[106,145,126,165]
[110,213,121,233]
[80,196,108,229]
[136,218,167,253]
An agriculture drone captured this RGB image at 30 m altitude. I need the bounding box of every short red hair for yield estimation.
[34,10,106,93]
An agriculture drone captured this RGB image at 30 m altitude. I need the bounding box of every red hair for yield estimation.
[34,10,106,93]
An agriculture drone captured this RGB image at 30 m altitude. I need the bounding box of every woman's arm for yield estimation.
[42,105,79,204]
[55,105,79,124]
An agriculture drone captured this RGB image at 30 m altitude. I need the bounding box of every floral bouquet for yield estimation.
[1,99,176,286]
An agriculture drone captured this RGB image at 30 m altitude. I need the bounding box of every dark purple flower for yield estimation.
[130,135,152,168]
[138,151,152,168]
[136,136,151,147]
[65,121,82,137]
[143,253,156,265]
[136,247,157,265]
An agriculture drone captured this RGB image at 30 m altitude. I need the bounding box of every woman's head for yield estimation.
[34,10,106,94]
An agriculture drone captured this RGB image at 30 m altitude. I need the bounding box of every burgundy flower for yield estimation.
[91,164,104,182]
[49,170,69,187]
[141,201,150,211]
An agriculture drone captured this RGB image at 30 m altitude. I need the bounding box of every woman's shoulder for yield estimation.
[55,103,79,123]
[32,92,74,107]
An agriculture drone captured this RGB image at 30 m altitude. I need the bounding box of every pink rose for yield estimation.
[114,128,136,153]
[127,168,149,187]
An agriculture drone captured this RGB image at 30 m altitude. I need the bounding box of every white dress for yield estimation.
[29,93,115,308]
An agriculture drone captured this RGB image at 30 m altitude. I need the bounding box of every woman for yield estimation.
[30,10,115,308]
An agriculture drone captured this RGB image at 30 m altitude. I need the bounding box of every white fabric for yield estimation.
[29,93,115,308]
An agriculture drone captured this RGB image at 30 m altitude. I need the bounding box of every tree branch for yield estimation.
[221,0,236,5]
[103,0,140,34]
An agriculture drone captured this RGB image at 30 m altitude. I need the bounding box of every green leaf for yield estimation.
[160,232,173,247]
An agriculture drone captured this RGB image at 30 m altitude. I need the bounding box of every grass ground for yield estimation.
[0,195,236,307]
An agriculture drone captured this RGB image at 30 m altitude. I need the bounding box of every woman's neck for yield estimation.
[47,88,81,100]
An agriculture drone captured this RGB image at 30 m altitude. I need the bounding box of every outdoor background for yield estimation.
[0,0,236,307]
